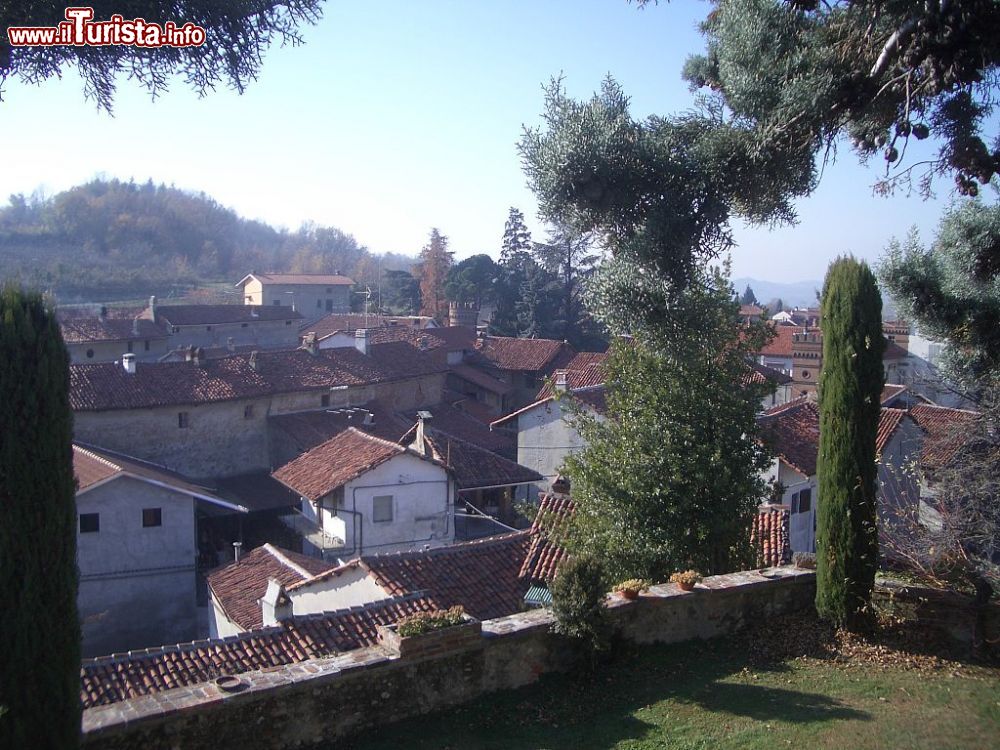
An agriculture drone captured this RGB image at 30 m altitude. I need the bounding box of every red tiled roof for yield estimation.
[156,305,302,325]
[883,341,909,360]
[519,494,574,583]
[361,532,532,621]
[206,544,333,631]
[756,325,802,357]
[741,361,793,387]
[752,505,791,568]
[760,399,910,476]
[536,365,606,399]
[272,428,411,501]
[881,384,907,405]
[475,336,576,373]
[423,430,541,490]
[401,400,517,459]
[70,343,447,411]
[492,384,607,427]
[563,351,608,370]
[80,593,435,708]
[238,273,355,286]
[59,309,169,344]
[909,404,980,471]
[269,402,412,453]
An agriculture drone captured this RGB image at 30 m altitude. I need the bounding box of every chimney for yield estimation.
[98,305,108,321]
[232,541,242,563]
[354,328,369,356]
[132,316,140,336]
[250,306,259,319]
[192,347,206,368]
[303,331,319,356]
[122,353,136,375]
[227,336,236,353]
[418,336,429,351]
[414,410,432,456]
[185,345,196,362]
[148,295,157,323]
[249,350,260,372]
[554,369,568,392]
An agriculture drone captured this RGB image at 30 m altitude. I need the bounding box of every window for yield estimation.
[79,513,100,533]
[801,370,810,379]
[273,300,281,306]
[316,299,322,308]
[326,299,334,312]
[326,287,333,293]
[142,508,162,527]
[286,320,292,325]
[178,411,190,428]
[241,322,248,328]
[373,495,393,522]
[791,488,812,515]
[321,394,330,407]
[86,348,94,359]
[172,326,180,333]
[244,404,254,419]
[206,325,212,331]
[144,339,150,351]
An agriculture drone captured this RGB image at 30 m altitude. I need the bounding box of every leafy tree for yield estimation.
[415,228,453,322]
[444,254,499,307]
[0,286,80,748]
[561,267,773,582]
[880,200,1000,389]
[740,284,758,306]
[815,257,885,629]
[382,269,421,315]
[1,2,323,111]
[534,225,602,347]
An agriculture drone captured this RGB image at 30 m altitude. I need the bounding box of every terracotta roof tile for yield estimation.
[492,384,607,428]
[752,505,791,568]
[156,305,302,325]
[909,404,980,471]
[876,408,907,454]
[519,494,575,583]
[270,402,412,452]
[361,532,532,620]
[402,400,517,459]
[475,336,576,373]
[756,325,802,357]
[80,593,434,708]
[59,308,169,344]
[450,363,513,394]
[206,544,333,631]
[272,428,408,501]
[423,430,541,490]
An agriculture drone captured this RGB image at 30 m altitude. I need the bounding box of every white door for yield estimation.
[789,487,816,553]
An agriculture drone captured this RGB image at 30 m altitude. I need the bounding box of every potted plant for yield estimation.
[613,578,649,600]
[669,570,702,592]
[376,605,481,658]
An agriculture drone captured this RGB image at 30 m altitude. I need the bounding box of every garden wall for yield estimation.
[81,567,816,750]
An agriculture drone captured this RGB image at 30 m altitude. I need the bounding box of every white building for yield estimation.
[236,273,354,320]
[272,426,456,560]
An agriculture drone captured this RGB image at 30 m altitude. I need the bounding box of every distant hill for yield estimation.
[0,179,414,304]
[732,278,822,309]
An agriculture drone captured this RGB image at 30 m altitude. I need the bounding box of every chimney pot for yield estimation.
[122,353,136,375]
[249,351,260,371]
[148,296,157,323]
[554,370,568,392]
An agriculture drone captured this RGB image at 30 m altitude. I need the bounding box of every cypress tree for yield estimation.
[0,286,80,748]
[815,258,885,629]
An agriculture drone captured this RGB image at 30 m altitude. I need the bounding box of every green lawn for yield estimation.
[335,626,999,750]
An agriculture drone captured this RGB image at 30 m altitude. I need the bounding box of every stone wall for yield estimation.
[81,567,815,750]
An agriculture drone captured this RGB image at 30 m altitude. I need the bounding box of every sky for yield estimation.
[0,0,955,283]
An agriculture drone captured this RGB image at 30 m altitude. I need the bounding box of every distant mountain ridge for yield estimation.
[732,278,822,309]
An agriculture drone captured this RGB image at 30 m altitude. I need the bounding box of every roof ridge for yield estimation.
[361,530,529,563]
[73,444,123,474]
[262,543,320,580]
[345,425,406,453]
[284,558,368,592]
[911,403,980,415]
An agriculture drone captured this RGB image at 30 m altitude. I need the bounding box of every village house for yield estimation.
[151,301,303,351]
[59,305,170,364]
[73,443,247,657]
[236,272,354,319]
[272,426,457,560]
[299,313,440,350]
[69,332,450,480]
[464,336,577,412]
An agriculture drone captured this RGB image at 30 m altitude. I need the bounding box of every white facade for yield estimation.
[763,459,817,554]
[512,399,599,498]
[300,451,455,557]
[261,565,391,626]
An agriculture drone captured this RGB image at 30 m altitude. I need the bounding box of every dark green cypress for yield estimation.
[815,258,885,629]
[0,286,80,748]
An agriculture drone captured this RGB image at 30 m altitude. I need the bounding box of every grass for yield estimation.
[334,624,1000,750]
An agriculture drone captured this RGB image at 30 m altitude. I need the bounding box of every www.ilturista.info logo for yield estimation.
[7,7,206,48]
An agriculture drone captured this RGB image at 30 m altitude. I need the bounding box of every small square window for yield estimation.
[321,394,330,407]
[206,325,212,332]
[142,508,162,527]
[241,322,248,328]
[244,404,254,419]
[286,320,292,325]
[178,411,190,428]
[373,495,393,522]
[80,513,100,533]
[273,300,281,306]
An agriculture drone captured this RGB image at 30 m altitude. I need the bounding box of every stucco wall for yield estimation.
[68,338,169,365]
[283,567,391,620]
[74,398,270,479]
[164,319,299,351]
[81,568,816,750]
[516,400,587,493]
[77,477,198,656]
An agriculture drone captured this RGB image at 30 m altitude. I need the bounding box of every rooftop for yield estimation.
[519,494,574,584]
[154,305,303,325]
[474,336,576,373]
[237,273,355,287]
[59,308,169,344]
[909,403,981,471]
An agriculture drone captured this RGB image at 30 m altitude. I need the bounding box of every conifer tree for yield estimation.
[815,258,885,629]
[0,285,80,748]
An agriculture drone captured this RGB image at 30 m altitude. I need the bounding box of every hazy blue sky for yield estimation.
[0,0,953,282]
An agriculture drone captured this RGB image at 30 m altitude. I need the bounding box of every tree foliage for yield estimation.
[561,269,773,582]
[534,225,603,347]
[879,200,1000,390]
[0,286,80,748]
[444,254,498,308]
[676,0,1000,197]
[549,554,610,656]
[415,228,453,322]
[0,1,323,112]
[815,257,885,629]
[740,284,758,306]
